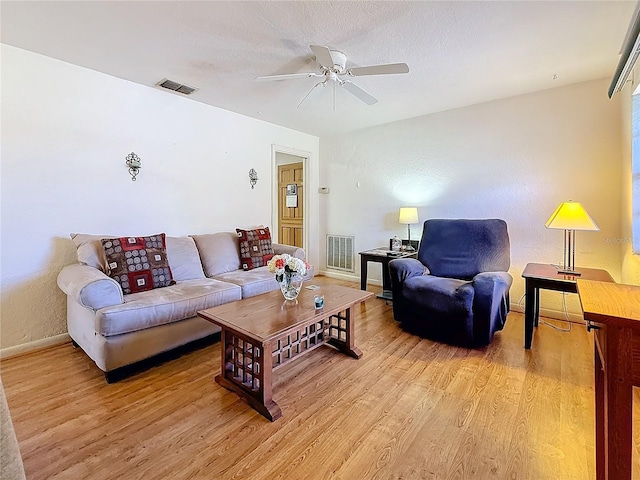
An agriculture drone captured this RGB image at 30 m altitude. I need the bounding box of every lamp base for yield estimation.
[556,268,581,276]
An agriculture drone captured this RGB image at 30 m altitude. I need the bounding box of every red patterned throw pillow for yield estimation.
[101,233,175,294]
[236,227,274,271]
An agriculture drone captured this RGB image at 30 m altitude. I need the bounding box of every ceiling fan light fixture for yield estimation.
[327,50,347,72]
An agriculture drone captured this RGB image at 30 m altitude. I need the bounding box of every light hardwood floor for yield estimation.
[2,276,639,480]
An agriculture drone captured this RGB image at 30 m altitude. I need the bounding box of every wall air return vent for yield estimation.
[156,78,197,95]
[326,234,355,273]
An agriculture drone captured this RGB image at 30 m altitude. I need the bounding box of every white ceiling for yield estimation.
[1,1,636,137]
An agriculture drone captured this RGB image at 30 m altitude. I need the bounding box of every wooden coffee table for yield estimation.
[197,284,373,421]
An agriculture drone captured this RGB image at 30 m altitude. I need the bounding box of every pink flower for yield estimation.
[275,258,286,269]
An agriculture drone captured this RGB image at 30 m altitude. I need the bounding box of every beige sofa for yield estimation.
[57,231,313,382]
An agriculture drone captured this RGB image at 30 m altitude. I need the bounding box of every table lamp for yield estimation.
[399,207,419,251]
[545,201,599,275]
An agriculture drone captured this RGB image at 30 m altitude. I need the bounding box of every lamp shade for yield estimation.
[399,207,419,225]
[545,201,599,231]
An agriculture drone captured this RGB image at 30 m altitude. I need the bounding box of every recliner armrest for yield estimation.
[57,264,124,311]
[472,271,513,318]
[389,258,429,286]
[472,271,513,294]
[471,271,513,345]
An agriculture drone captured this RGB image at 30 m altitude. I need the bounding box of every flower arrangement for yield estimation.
[267,254,309,282]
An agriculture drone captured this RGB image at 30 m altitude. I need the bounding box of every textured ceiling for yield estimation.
[1,1,636,137]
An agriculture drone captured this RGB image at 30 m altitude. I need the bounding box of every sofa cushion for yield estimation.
[212,266,281,298]
[166,236,205,281]
[95,278,242,337]
[236,227,274,271]
[102,234,175,294]
[191,232,241,277]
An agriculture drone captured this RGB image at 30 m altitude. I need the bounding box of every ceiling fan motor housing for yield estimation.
[328,50,347,72]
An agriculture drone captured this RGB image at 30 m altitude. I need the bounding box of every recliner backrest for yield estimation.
[417,219,510,280]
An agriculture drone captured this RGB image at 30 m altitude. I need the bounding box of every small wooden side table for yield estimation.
[359,248,417,300]
[577,280,640,480]
[521,263,614,349]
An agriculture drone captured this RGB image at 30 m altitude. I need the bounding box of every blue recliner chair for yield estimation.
[389,219,512,347]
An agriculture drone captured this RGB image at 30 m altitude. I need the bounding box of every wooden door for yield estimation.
[278,162,304,247]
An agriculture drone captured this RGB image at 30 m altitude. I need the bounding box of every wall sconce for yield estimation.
[249,168,258,189]
[125,152,142,181]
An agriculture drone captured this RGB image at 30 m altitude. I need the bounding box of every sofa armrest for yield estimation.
[57,264,124,311]
[272,243,306,260]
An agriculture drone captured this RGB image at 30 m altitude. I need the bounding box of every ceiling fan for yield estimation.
[255,44,409,109]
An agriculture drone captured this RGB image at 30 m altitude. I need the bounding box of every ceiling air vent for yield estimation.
[156,78,197,95]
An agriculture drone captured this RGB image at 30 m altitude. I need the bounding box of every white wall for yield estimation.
[1,44,629,350]
[0,45,319,351]
[320,79,623,319]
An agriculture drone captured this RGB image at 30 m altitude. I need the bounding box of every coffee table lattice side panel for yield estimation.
[328,313,349,342]
[272,319,327,369]
[271,312,352,370]
[223,331,263,394]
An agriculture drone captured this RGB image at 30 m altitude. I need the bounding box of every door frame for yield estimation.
[271,144,310,254]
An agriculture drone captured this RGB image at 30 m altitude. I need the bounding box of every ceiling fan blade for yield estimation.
[297,81,326,108]
[255,72,322,82]
[347,63,409,76]
[310,45,335,69]
[341,80,378,105]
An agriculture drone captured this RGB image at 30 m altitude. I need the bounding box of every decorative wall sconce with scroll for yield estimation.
[249,168,258,189]
[125,152,142,181]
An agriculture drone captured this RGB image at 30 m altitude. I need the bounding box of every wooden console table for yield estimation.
[577,280,640,480]
[521,263,614,349]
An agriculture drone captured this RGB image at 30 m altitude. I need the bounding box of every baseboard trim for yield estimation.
[509,304,584,324]
[0,333,71,360]
[319,269,382,287]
